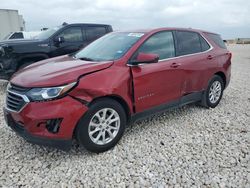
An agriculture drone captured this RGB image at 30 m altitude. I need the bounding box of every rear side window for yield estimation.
[176,31,201,56]
[136,31,175,60]
[200,35,210,51]
[206,33,227,49]
[86,27,107,41]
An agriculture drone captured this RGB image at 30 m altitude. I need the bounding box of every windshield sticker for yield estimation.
[128,33,144,37]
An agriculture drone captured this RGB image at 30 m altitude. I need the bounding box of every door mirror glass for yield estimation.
[132,52,159,65]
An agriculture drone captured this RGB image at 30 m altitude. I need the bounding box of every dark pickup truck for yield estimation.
[0,23,113,80]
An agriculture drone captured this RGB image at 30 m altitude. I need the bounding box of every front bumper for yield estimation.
[4,110,72,150]
[4,96,88,150]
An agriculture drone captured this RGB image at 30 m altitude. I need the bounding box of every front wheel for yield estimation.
[200,75,224,108]
[76,98,126,153]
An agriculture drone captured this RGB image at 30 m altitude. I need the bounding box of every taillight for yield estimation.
[227,52,232,59]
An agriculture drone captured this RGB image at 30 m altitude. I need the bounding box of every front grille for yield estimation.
[6,91,27,112]
[9,84,30,93]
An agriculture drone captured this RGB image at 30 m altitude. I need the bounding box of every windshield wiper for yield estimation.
[78,57,95,61]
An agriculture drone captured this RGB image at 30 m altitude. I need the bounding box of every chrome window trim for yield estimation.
[5,89,30,113]
[127,32,213,66]
[159,32,213,62]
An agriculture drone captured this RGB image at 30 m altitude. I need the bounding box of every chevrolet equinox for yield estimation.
[4,28,231,152]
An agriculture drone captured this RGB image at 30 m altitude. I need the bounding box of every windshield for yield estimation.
[74,32,145,61]
[3,32,13,40]
[35,26,62,40]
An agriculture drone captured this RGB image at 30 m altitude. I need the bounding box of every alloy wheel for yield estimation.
[88,108,120,145]
[209,81,222,104]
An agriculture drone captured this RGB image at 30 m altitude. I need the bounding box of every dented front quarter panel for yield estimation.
[69,60,134,114]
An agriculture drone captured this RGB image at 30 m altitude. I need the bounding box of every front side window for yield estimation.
[74,32,144,61]
[10,32,24,39]
[176,31,202,56]
[135,31,175,60]
[86,27,107,41]
[57,27,83,42]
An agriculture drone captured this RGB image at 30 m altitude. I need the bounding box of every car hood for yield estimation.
[10,55,114,87]
[0,39,41,46]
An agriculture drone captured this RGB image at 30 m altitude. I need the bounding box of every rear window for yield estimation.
[206,33,227,49]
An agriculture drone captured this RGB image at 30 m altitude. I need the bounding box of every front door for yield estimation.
[51,26,85,57]
[130,31,182,113]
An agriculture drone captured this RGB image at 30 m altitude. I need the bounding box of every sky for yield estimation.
[1,0,250,39]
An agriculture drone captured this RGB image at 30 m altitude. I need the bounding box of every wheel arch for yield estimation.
[88,95,131,121]
[72,95,131,139]
[17,53,49,69]
[214,71,226,88]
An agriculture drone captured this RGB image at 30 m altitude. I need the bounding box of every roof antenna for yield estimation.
[62,22,68,26]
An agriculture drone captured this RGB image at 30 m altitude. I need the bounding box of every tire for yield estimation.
[200,75,224,108]
[76,98,126,153]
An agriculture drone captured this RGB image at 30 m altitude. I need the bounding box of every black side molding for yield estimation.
[130,91,203,123]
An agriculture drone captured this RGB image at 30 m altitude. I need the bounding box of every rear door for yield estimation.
[131,31,182,112]
[174,31,213,95]
[51,26,85,56]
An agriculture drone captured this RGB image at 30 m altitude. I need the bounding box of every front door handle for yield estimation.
[170,62,180,68]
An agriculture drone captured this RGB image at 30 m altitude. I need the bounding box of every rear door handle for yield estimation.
[207,55,213,60]
[170,62,181,68]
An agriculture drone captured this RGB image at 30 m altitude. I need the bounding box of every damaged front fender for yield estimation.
[0,57,17,80]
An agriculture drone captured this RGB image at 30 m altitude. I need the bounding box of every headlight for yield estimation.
[26,82,77,101]
[0,46,4,56]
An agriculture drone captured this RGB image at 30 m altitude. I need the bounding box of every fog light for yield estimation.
[46,118,62,133]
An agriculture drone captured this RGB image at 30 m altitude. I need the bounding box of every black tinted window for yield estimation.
[176,31,201,56]
[58,27,83,42]
[10,32,24,39]
[86,27,107,41]
[200,36,210,51]
[136,31,175,60]
[206,33,226,49]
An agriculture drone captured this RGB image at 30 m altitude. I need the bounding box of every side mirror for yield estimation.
[54,36,65,44]
[131,52,159,65]
[0,46,5,57]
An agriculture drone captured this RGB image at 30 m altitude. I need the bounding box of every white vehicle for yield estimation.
[2,31,41,40]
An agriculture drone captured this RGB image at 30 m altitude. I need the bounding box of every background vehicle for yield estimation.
[4,28,231,152]
[2,31,41,40]
[0,23,113,79]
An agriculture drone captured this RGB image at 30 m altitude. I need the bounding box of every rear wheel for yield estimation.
[76,98,126,153]
[200,75,224,108]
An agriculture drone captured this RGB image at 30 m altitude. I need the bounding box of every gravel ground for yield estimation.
[0,44,249,187]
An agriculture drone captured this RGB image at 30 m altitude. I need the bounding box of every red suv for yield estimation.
[4,28,231,152]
